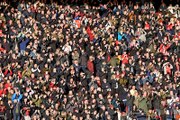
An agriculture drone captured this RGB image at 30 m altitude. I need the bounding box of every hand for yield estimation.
[8,64,11,70]
[78,82,82,85]
[14,99,17,103]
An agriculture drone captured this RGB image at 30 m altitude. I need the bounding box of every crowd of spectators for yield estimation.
[0,0,179,120]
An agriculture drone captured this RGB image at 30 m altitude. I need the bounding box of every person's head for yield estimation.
[146,81,150,86]
[31,73,35,79]
[132,85,136,90]
[34,64,38,68]
[35,94,38,99]
[143,91,147,97]
[8,100,12,105]
[103,79,107,83]
[53,68,56,72]
[106,114,111,120]
[170,90,174,96]
[15,88,20,95]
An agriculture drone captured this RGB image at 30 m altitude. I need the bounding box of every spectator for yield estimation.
[11,88,23,120]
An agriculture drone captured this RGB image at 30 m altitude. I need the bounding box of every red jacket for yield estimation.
[86,26,94,41]
[0,47,5,52]
[4,69,13,76]
[87,60,94,73]
[145,23,150,30]
[122,54,129,64]
[4,83,12,91]
[49,81,57,90]
[159,44,171,54]
[0,89,6,97]
[166,24,173,30]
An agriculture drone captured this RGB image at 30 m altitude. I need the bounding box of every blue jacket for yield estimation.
[12,93,23,102]
[20,38,29,51]
[118,32,123,41]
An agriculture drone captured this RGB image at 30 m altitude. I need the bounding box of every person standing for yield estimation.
[87,56,95,75]
[11,88,23,120]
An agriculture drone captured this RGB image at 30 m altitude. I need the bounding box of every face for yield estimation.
[31,74,35,78]
[15,89,20,95]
